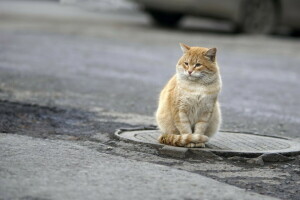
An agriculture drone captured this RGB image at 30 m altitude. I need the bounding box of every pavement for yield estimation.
[0,0,299,199]
[0,133,277,200]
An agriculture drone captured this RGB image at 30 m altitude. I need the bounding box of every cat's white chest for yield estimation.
[180,86,210,125]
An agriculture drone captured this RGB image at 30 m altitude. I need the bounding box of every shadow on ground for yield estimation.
[0,100,133,138]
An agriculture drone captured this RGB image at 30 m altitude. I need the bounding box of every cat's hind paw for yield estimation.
[185,143,206,148]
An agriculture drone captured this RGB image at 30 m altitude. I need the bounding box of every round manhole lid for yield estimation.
[115,130,300,156]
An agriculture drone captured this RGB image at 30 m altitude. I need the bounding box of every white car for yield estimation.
[130,0,300,34]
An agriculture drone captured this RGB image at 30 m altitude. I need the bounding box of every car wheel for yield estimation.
[290,28,300,37]
[146,9,183,28]
[238,0,278,34]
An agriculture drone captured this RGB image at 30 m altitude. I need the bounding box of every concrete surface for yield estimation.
[0,133,277,200]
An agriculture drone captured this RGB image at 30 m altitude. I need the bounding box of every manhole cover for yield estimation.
[115,130,300,156]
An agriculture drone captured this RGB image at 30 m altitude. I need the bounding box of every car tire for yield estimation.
[237,0,278,34]
[290,28,300,37]
[146,9,183,28]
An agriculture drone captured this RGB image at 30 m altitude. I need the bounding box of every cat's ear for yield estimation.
[205,48,217,62]
[179,43,191,53]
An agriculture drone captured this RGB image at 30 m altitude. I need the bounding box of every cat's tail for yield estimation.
[158,133,208,147]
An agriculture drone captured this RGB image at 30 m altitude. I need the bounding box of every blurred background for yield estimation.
[0,0,300,138]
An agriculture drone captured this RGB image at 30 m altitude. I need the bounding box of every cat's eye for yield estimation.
[184,62,188,66]
[195,63,201,67]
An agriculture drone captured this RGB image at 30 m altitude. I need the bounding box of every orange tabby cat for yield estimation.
[156,43,222,148]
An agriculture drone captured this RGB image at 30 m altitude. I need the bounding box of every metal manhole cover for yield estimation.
[115,130,300,156]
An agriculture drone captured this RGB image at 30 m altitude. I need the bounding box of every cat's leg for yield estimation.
[194,121,209,137]
[174,110,192,135]
[174,110,208,148]
[158,110,208,147]
[205,103,221,137]
[190,103,221,148]
[193,120,208,148]
[194,97,217,137]
[191,110,213,148]
[194,111,212,135]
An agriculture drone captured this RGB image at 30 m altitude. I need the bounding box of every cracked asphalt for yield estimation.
[0,0,300,199]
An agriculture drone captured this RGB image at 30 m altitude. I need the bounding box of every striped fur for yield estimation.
[156,43,222,148]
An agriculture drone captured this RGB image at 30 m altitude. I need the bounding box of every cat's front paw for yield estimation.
[185,143,206,148]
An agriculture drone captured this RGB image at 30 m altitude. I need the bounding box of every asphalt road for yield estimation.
[1,0,300,138]
[0,0,300,199]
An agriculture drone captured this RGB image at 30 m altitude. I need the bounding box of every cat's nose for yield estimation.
[188,71,193,75]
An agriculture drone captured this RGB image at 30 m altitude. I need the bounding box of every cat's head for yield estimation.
[177,43,218,82]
